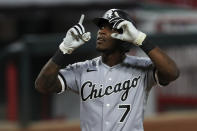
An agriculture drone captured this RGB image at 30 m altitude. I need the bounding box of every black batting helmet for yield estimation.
[93,9,134,52]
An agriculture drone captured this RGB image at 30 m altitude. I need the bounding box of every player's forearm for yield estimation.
[35,15,90,94]
[35,59,62,94]
[147,47,180,83]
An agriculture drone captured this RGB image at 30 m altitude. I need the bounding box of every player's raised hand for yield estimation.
[110,18,146,46]
[59,14,91,54]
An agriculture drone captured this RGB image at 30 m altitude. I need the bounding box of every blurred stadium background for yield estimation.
[0,0,197,130]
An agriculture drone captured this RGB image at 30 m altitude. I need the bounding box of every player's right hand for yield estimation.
[59,14,91,54]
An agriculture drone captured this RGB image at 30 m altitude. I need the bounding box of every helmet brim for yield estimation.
[92,17,109,27]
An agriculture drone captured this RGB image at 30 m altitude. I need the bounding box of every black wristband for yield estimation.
[52,48,69,67]
[139,37,156,54]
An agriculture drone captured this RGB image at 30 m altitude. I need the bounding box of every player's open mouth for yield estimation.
[97,37,105,43]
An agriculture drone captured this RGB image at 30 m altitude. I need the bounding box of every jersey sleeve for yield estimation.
[58,62,87,94]
[146,67,157,89]
[146,65,168,89]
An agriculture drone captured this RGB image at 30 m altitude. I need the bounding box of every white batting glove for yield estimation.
[59,14,91,54]
[110,18,146,46]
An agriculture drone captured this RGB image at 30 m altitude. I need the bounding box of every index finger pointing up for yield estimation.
[78,14,85,24]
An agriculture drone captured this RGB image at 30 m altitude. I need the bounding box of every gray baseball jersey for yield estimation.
[58,55,159,131]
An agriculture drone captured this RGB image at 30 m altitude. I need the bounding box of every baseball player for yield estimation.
[35,9,179,131]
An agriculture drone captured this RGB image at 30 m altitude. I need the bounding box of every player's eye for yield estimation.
[98,23,107,30]
[99,26,105,30]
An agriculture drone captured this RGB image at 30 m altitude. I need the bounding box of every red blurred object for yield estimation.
[158,95,197,112]
[145,0,197,8]
[6,61,18,121]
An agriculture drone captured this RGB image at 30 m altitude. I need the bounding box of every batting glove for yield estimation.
[110,17,146,46]
[59,14,91,54]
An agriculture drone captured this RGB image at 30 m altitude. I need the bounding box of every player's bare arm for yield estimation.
[35,59,62,94]
[111,17,179,85]
[35,14,91,94]
[147,47,179,85]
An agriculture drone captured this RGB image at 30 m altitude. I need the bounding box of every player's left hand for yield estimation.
[111,18,146,46]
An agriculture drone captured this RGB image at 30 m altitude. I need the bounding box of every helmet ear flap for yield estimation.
[112,28,123,34]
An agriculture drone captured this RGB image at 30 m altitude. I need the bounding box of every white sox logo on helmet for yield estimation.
[104,9,120,19]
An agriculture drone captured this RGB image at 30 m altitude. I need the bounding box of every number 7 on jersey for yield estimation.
[118,104,131,123]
